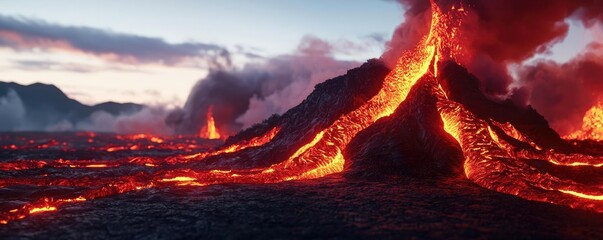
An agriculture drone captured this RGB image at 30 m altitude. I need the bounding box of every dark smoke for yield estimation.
[385,0,603,135]
[515,43,603,135]
[166,36,360,135]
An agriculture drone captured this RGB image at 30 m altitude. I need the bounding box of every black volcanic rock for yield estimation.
[206,59,570,176]
[0,81,143,131]
[227,59,389,145]
[345,75,463,178]
[345,61,570,178]
[198,59,390,169]
[438,62,569,150]
[2,61,603,239]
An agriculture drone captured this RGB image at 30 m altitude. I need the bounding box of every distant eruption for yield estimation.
[172,0,603,140]
[199,105,221,139]
[386,0,603,136]
[566,102,603,141]
[165,36,358,138]
[3,1,603,224]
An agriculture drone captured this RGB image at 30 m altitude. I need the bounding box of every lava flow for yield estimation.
[2,0,603,225]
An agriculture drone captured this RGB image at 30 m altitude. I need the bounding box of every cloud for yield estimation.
[0,14,229,66]
[363,33,389,45]
[297,35,385,58]
[81,107,172,135]
[384,0,603,134]
[384,0,603,93]
[46,107,173,135]
[10,60,146,73]
[0,88,26,131]
[0,13,384,135]
[513,43,603,135]
[166,36,361,135]
[235,51,358,129]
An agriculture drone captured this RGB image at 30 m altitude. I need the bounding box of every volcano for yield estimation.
[1,1,603,238]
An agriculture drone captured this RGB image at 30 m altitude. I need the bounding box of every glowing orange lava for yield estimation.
[200,105,222,139]
[2,0,603,225]
[29,206,57,214]
[566,102,603,141]
[0,0,444,224]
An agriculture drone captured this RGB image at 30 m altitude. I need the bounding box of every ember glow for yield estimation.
[199,105,222,140]
[1,0,603,225]
[0,0,439,223]
[29,206,57,214]
[566,102,603,141]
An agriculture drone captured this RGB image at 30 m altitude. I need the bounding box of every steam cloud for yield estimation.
[0,15,377,136]
[0,89,26,131]
[166,36,361,135]
[0,85,171,134]
[516,43,603,134]
[10,1,599,137]
[48,107,172,135]
[0,13,375,136]
[386,0,603,135]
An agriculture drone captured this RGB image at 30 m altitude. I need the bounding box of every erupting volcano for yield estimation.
[1,0,603,237]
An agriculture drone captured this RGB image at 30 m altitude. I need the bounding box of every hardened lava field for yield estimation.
[0,132,601,239]
[2,2,603,238]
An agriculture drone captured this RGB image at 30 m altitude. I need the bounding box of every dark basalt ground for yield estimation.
[1,174,603,239]
[2,60,603,239]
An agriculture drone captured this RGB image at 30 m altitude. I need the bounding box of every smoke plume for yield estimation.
[48,107,173,135]
[33,107,171,135]
[516,43,603,134]
[166,36,360,135]
[0,89,26,131]
[385,0,603,135]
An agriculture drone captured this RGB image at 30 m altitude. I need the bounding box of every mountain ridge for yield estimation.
[0,81,144,131]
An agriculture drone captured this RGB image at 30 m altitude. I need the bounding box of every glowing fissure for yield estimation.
[160,176,196,182]
[166,126,282,165]
[559,189,603,201]
[0,126,283,175]
[29,206,57,214]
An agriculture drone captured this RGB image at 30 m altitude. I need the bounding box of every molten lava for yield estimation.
[1,0,603,225]
[566,102,603,141]
[199,105,222,140]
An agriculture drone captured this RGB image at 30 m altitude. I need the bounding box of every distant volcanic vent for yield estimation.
[199,105,222,140]
[566,102,603,141]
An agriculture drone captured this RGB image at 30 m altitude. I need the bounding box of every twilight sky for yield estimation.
[0,0,595,106]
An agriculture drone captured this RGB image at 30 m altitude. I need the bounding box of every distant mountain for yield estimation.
[0,81,143,131]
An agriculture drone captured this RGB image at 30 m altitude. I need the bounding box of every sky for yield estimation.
[0,0,403,106]
[0,0,595,106]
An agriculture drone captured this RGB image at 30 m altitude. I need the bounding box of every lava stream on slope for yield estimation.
[1,1,603,224]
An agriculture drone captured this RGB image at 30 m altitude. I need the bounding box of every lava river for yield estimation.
[1,1,603,224]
